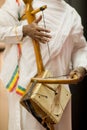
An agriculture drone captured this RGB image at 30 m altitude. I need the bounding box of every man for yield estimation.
[0,0,87,130]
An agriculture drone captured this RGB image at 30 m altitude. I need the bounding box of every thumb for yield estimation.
[34,15,42,24]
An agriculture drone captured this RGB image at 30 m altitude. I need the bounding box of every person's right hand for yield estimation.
[69,66,87,83]
[23,15,52,43]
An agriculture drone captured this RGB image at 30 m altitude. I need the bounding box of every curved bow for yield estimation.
[31,75,79,84]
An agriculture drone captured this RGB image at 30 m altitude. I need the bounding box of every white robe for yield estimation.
[0,0,87,130]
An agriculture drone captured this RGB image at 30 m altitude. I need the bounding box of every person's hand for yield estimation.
[23,15,51,43]
[69,67,87,83]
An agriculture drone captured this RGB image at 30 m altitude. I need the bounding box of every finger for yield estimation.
[37,27,51,33]
[69,71,77,78]
[34,15,42,24]
[36,31,52,38]
[35,36,50,43]
[39,37,50,43]
[70,71,82,81]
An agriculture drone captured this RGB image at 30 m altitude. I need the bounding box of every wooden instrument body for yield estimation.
[20,70,71,129]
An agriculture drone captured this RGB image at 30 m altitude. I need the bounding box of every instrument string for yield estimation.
[41,11,51,58]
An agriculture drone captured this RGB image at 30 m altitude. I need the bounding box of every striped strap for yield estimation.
[6,65,19,92]
[16,85,26,96]
[6,43,22,93]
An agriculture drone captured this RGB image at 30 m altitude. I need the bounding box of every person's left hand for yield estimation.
[23,15,51,43]
[69,66,87,83]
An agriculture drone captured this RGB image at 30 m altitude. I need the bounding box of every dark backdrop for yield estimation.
[65,0,87,130]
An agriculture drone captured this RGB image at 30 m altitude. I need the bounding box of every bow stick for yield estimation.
[31,74,79,84]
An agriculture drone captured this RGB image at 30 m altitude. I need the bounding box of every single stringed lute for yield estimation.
[20,1,79,130]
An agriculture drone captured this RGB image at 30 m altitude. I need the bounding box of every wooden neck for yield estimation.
[24,2,45,75]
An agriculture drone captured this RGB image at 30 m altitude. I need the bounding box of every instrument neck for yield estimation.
[25,2,45,75]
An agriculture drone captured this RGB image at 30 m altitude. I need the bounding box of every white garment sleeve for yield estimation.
[0,0,27,44]
[71,9,87,70]
[0,20,28,44]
